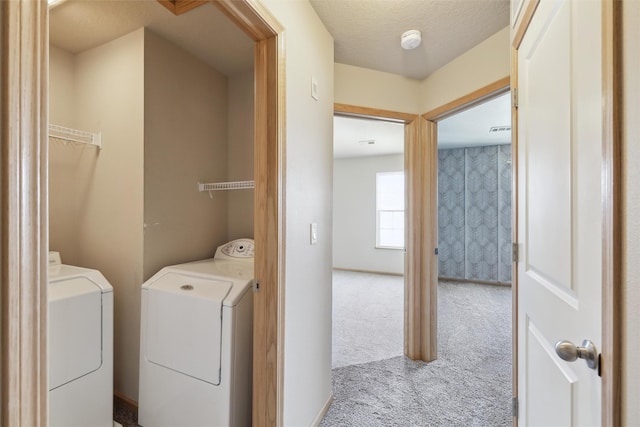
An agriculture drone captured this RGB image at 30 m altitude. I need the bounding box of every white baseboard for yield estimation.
[311,393,334,427]
[311,392,333,427]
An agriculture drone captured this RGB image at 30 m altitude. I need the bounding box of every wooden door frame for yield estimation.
[421,75,511,418]
[333,103,436,361]
[1,1,49,425]
[149,7,287,422]
[212,2,285,425]
[511,0,621,424]
[1,0,286,425]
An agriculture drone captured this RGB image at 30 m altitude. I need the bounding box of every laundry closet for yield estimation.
[48,0,255,404]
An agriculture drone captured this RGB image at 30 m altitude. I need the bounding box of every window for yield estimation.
[376,171,405,249]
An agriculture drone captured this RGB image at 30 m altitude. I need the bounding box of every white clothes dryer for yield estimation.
[48,251,114,427]
[138,239,254,427]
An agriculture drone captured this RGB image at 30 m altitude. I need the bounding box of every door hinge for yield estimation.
[253,280,260,293]
[434,247,439,256]
[512,397,519,419]
[512,243,519,263]
[512,88,519,109]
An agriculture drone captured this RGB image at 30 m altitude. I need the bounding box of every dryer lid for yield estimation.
[144,272,232,385]
[145,272,233,301]
[49,275,102,301]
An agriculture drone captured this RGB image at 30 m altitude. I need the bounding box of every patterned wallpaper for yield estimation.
[498,145,512,282]
[438,149,465,278]
[438,145,512,283]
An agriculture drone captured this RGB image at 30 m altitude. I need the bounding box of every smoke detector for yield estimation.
[401,30,422,50]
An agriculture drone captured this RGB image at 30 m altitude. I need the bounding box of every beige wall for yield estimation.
[227,70,254,240]
[622,0,639,423]
[259,0,334,424]
[72,28,146,400]
[334,27,510,115]
[334,63,422,113]
[49,45,75,127]
[419,26,510,113]
[333,154,405,274]
[143,29,229,280]
[49,45,81,263]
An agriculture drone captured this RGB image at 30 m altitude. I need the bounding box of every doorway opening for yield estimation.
[332,103,422,363]
[332,114,406,368]
[44,1,284,422]
[324,93,513,426]
[436,90,513,424]
[437,91,513,285]
[48,3,257,417]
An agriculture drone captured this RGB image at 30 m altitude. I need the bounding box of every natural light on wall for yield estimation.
[376,171,405,249]
[48,0,67,9]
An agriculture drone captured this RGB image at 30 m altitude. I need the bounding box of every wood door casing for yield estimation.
[0,1,49,425]
[422,77,511,420]
[211,3,284,426]
[332,104,436,361]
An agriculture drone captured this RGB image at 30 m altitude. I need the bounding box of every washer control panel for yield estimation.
[215,239,254,260]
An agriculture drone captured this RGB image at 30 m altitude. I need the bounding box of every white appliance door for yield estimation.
[516,0,603,424]
[49,277,103,390]
[144,272,232,385]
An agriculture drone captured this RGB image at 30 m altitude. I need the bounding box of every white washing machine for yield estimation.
[138,239,254,427]
[48,251,114,427]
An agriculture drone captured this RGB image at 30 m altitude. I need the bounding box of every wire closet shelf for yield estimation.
[198,180,255,192]
[48,124,102,149]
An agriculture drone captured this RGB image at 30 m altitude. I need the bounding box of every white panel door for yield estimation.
[516,0,602,425]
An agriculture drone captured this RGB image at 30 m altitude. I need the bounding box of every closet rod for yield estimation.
[198,180,255,192]
[48,124,102,149]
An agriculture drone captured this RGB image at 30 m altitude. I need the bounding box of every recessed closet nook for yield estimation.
[48,1,255,402]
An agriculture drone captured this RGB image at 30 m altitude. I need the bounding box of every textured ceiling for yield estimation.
[50,0,510,82]
[309,0,510,80]
[335,93,511,158]
[49,0,254,77]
